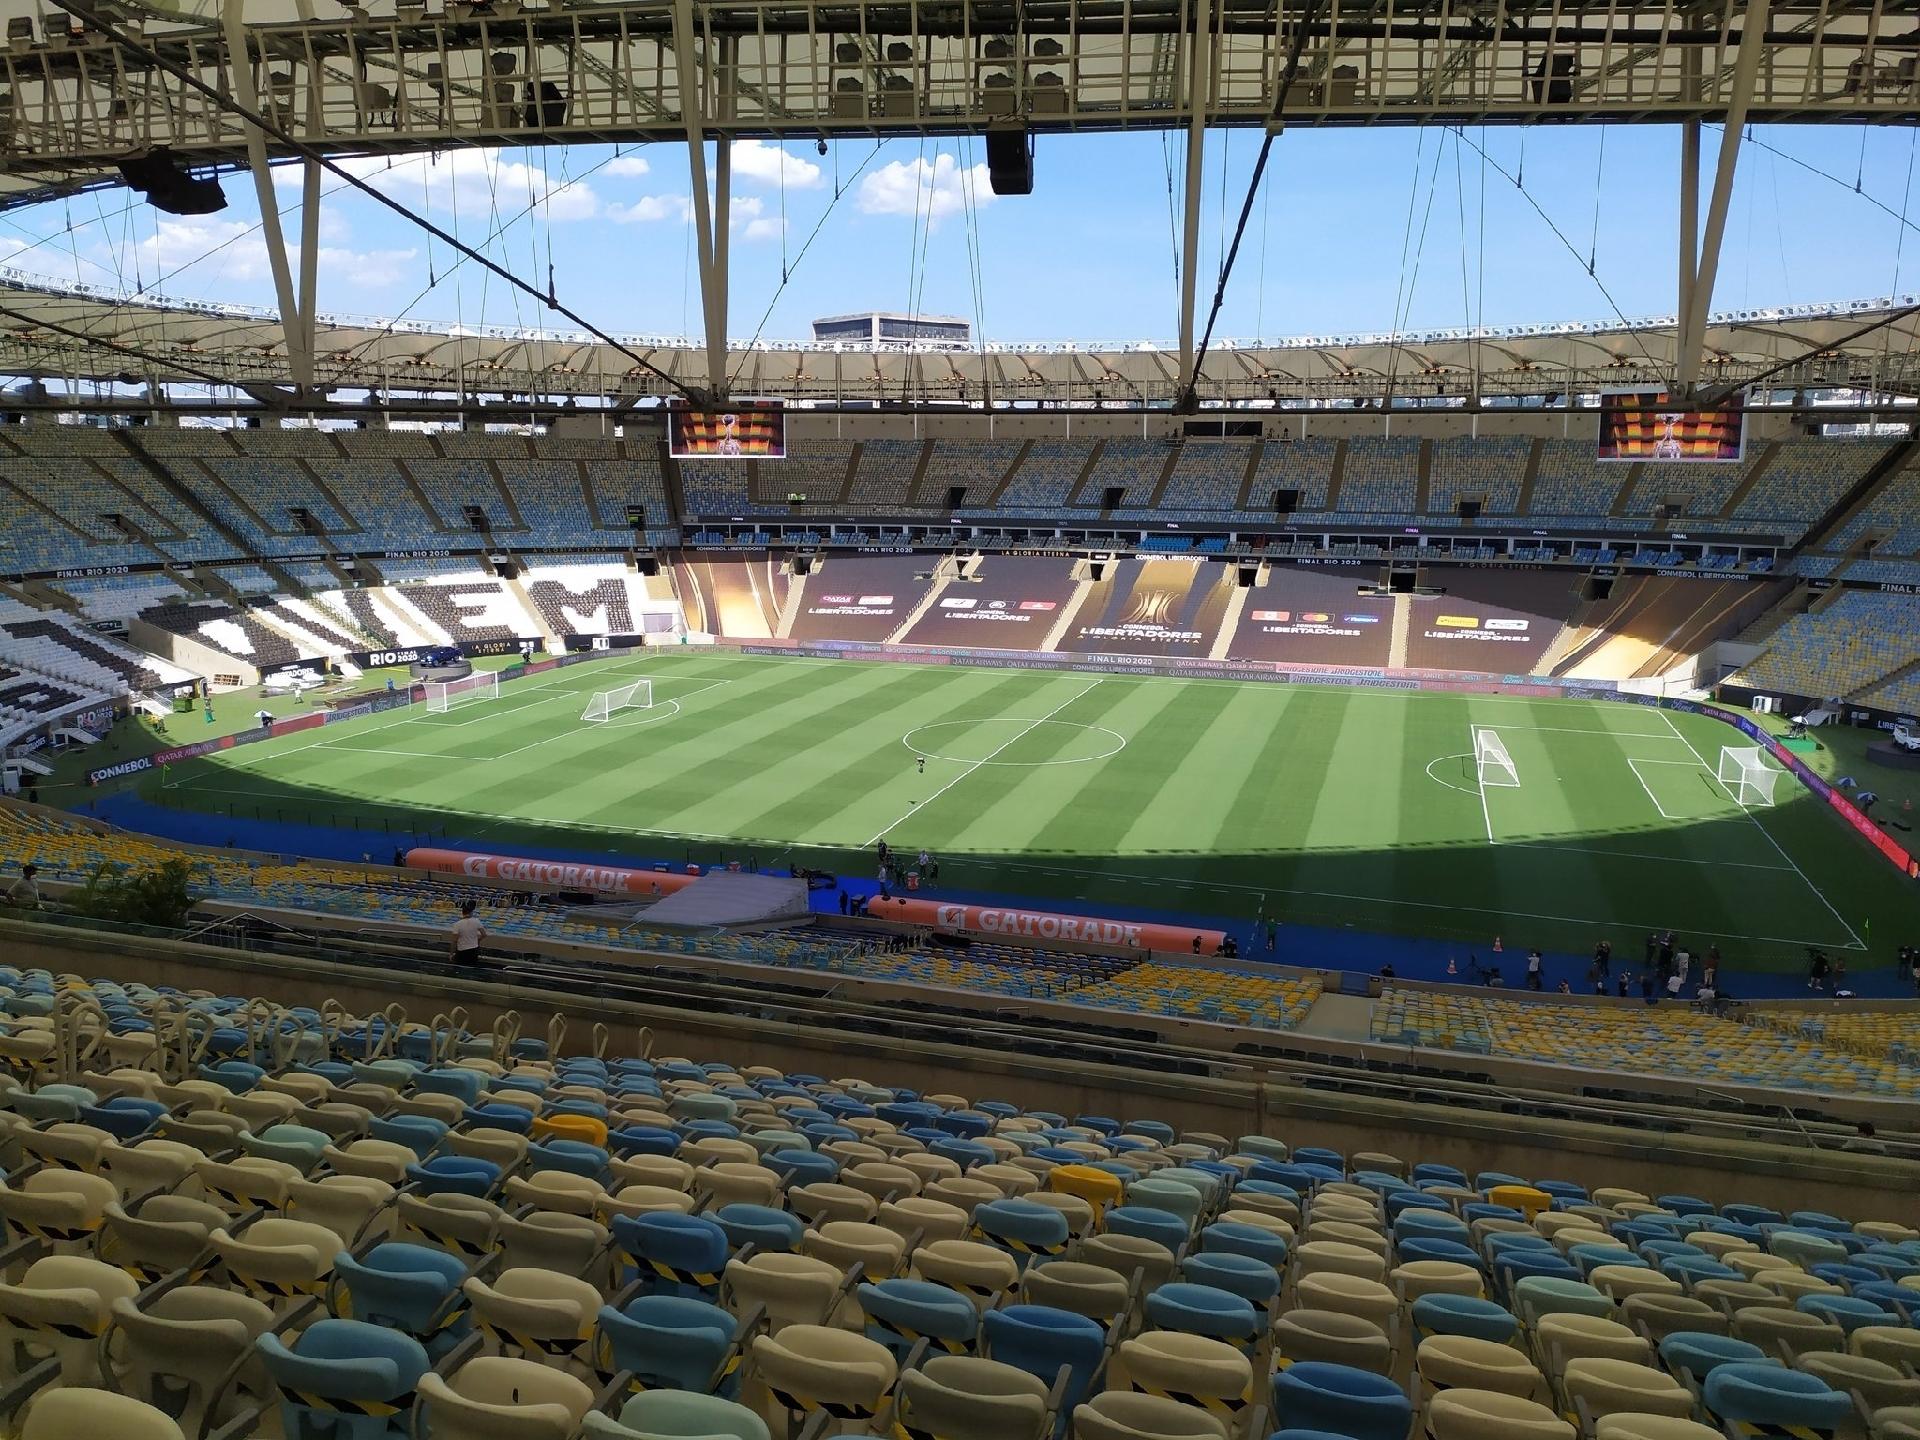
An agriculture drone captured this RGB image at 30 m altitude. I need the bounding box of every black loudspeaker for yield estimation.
[1273,488,1299,514]
[1585,576,1614,602]
[1102,486,1125,510]
[118,150,228,216]
[635,557,659,577]
[464,505,488,531]
[985,127,1033,195]
[1457,499,1482,520]
[946,485,967,510]
[1389,571,1416,594]
[624,503,647,529]
[1235,565,1259,589]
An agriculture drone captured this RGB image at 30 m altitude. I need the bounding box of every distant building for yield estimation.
[812,312,972,351]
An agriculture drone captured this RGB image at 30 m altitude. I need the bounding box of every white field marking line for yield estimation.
[1626,757,1680,821]
[1469,726,1498,845]
[408,694,554,729]
[1011,859,1865,952]
[234,678,731,768]
[1423,753,1480,796]
[864,679,1105,847]
[1479,723,1684,739]
[1499,841,1795,873]
[705,650,1668,714]
[901,720,1127,768]
[205,656,684,775]
[492,678,732,760]
[1656,707,1867,951]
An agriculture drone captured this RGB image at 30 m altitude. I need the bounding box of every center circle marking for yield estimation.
[902,718,1128,767]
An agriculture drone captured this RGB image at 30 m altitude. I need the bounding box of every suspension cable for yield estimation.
[1178,0,1328,410]
[47,0,696,400]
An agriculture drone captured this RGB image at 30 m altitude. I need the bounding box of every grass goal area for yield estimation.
[141,651,1903,962]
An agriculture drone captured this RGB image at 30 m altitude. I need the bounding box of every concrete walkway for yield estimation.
[1296,990,1377,1043]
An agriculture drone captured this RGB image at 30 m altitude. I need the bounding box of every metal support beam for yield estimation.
[222,0,313,389]
[674,0,726,402]
[1678,0,1768,393]
[1678,117,1699,356]
[713,45,732,364]
[1176,0,1212,398]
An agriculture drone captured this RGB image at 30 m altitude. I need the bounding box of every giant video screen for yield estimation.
[668,400,787,459]
[1224,568,1396,666]
[898,556,1078,651]
[1597,390,1745,462]
[787,555,936,642]
[1060,557,1235,657]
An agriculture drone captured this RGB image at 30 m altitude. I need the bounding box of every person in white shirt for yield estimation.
[4,865,39,910]
[449,900,486,966]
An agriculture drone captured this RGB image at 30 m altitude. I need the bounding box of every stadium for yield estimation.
[0,3,1918,1439]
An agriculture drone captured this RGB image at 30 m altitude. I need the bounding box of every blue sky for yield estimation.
[2,122,1916,345]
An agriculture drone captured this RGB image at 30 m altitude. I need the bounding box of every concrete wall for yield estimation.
[128,618,258,689]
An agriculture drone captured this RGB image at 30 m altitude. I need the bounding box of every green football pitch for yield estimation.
[141,650,1913,961]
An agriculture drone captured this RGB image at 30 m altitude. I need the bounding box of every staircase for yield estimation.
[1323,442,1349,512]
[1791,438,1920,560]
[774,572,808,639]
[114,432,302,594]
[1715,442,1777,520]
[502,571,557,647]
[1385,594,1414,669]
[982,442,1033,508]
[1848,653,1920,704]
[1141,444,1184,510]
[1513,439,1544,515]
[1207,584,1249,661]
[887,576,949,643]
[390,458,459,534]
[1607,463,1646,519]
[1412,440,1434,515]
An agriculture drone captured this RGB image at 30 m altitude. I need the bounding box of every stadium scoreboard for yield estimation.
[669,399,786,459]
[1596,390,1746,462]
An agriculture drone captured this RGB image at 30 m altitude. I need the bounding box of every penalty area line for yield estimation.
[1655,708,1865,951]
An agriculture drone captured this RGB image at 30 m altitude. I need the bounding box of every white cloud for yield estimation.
[278,147,601,222]
[605,153,653,178]
[857,154,993,228]
[607,191,784,243]
[92,215,415,292]
[728,139,822,190]
[608,194,691,224]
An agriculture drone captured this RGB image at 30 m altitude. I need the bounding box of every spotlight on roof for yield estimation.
[117,148,227,216]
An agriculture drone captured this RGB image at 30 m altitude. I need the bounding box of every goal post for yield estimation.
[1474,727,1521,789]
[582,677,654,723]
[1716,744,1782,806]
[423,671,500,713]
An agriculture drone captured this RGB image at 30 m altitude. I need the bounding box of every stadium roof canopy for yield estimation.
[3,273,1917,407]
[0,0,1914,402]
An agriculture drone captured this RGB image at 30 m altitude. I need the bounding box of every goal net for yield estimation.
[1475,727,1521,789]
[423,671,500,713]
[582,677,654,723]
[1716,744,1782,806]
